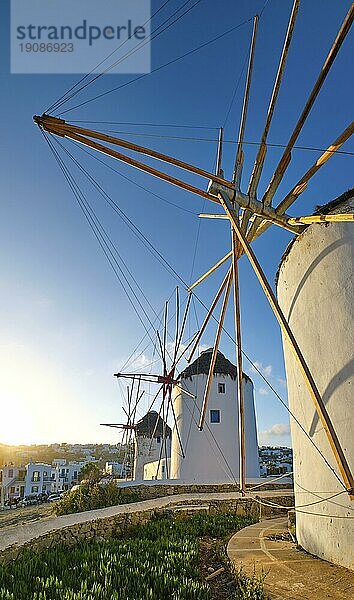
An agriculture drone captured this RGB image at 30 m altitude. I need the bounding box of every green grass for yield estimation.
[0,513,260,600]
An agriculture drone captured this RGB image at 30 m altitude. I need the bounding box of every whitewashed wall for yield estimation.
[277,198,354,570]
[170,373,260,483]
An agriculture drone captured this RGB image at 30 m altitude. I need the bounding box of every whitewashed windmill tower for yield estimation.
[171,348,259,483]
[134,410,171,481]
[277,189,354,570]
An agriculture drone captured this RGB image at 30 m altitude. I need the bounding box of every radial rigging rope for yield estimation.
[46,0,174,113]
[41,131,161,351]
[55,16,253,116]
[51,0,203,114]
[65,127,354,156]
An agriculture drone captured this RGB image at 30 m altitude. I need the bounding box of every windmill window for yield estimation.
[210,409,221,423]
[218,383,226,394]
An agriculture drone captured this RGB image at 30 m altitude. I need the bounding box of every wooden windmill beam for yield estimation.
[188,267,232,362]
[34,115,235,192]
[233,15,259,188]
[248,121,354,242]
[35,116,305,234]
[261,3,354,208]
[218,190,354,498]
[189,251,232,291]
[288,213,354,225]
[231,224,246,494]
[245,0,299,223]
[199,272,233,430]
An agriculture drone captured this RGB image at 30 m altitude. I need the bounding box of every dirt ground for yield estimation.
[0,503,54,530]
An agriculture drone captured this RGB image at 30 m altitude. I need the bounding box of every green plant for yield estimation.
[54,482,141,515]
[232,567,268,600]
[0,513,264,600]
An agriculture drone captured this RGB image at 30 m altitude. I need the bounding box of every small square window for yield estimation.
[218,383,225,394]
[210,409,221,423]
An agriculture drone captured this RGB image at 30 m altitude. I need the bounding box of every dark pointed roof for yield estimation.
[135,411,171,438]
[180,348,251,383]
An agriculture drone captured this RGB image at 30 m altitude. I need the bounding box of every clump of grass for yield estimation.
[232,567,268,600]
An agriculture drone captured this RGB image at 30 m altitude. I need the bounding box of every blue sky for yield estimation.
[0,0,353,446]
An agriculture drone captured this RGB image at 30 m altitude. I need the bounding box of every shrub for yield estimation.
[55,482,141,515]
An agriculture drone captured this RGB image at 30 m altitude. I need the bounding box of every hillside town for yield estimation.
[0,443,292,506]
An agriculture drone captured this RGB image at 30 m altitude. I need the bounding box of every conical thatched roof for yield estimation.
[180,348,251,383]
[135,410,171,438]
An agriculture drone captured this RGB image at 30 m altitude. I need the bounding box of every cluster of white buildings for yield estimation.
[0,458,90,504]
[259,446,293,476]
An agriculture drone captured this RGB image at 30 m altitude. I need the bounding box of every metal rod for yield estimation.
[232,15,259,187]
[199,272,233,430]
[188,267,232,363]
[218,190,354,498]
[261,3,354,207]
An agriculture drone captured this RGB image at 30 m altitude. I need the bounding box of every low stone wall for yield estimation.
[115,481,293,497]
[0,493,292,564]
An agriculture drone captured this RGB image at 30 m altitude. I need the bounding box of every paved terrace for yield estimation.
[0,490,293,554]
[227,517,354,600]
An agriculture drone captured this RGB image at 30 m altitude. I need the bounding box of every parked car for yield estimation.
[48,494,61,503]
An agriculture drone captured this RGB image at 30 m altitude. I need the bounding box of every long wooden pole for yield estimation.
[247,121,354,243]
[199,273,233,430]
[247,0,299,202]
[46,126,221,205]
[36,118,303,233]
[35,116,235,193]
[233,15,259,187]
[219,190,354,497]
[231,226,246,494]
[261,3,354,208]
[189,251,232,291]
[188,267,232,362]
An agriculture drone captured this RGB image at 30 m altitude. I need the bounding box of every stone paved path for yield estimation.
[227,517,354,600]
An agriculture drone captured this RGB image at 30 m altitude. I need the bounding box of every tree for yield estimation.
[79,463,101,486]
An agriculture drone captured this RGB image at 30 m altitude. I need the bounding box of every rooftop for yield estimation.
[135,411,172,438]
[180,348,252,383]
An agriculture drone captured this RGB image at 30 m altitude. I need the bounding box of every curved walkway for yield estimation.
[227,517,354,600]
[0,490,292,554]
